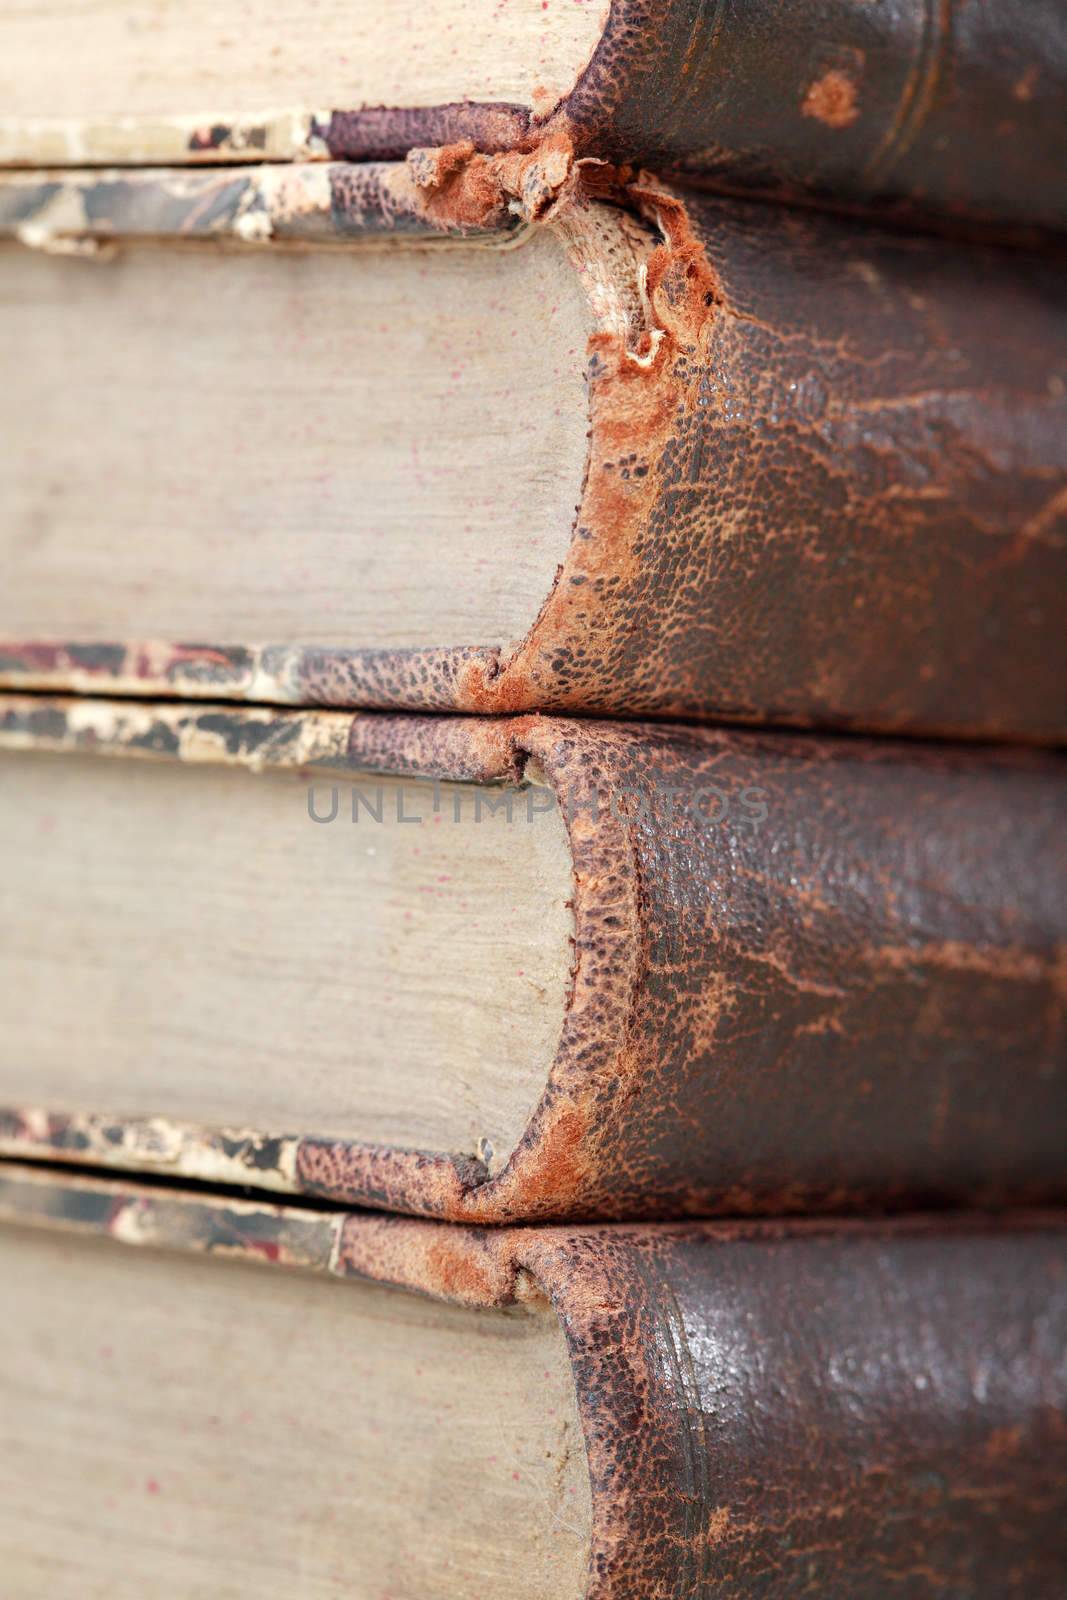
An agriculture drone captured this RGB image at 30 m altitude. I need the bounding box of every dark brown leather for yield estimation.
[445,187,1067,741]
[2,166,1065,741]
[540,1216,1067,1599]
[3,1165,1066,1598]
[324,0,1067,234]
[2,697,1065,1222]
[4,1,1063,232]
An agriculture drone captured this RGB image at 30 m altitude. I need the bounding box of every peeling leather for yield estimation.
[4,4,1064,233]
[1,162,1065,741]
[320,0,1067,235]
[2,1164,1067,1599]
[1,697,1065,1223]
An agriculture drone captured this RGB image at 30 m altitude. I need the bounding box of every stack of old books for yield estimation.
[1,3,1065,1593]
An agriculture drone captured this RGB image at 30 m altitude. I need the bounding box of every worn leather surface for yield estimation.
[1,697,1065,1222]
[564,0,1067,233]
[2,1,1061,231]
[449,189,1067,740]
[323,0,1067,233]
[2,1166,1066,1599]
[550,1218,1067,1599]
[2,169,1065,740]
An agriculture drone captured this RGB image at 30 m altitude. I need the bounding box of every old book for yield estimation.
[1,162,1065,741]
[0,1,1064,231]
[1,1164,1065,1597]
[1,695,1064,1222]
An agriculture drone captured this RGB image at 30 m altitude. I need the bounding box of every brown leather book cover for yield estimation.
[2,1163,1065,1597]
[1,158,1065,741]
[2,696,1064,1222]
[327,0,1067,235]
[3,2,1064,232]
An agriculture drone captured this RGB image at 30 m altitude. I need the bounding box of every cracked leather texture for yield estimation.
[324,0,1067,233]
[1,698,1065,1222]
[2,1166,1066,1599]
[2,177,1065,741]
[449,192,1067,741]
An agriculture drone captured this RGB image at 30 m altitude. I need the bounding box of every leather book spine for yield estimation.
[3,4,1064,230]
[323,0,1067,233]
[1,162,1065,739]
[2,1166,1065,1599]
[1,699,1064,1222]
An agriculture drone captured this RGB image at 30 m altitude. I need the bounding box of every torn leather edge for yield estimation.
[0,135,616,246]
[3,1164,1059,1600]
[1,0,1059,242]
[0,145,721,721]
[0,695,646,1223]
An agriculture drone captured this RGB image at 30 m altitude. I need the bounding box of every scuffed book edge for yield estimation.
[3,1161,1064,1600]
[0,141,730,725]
[2,0,1064,239]
[4,144,1065,741]
[3,694,1067,1224]
[0,695,643,1223]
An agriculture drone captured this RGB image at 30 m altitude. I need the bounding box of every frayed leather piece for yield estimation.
[403,129,627,230]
